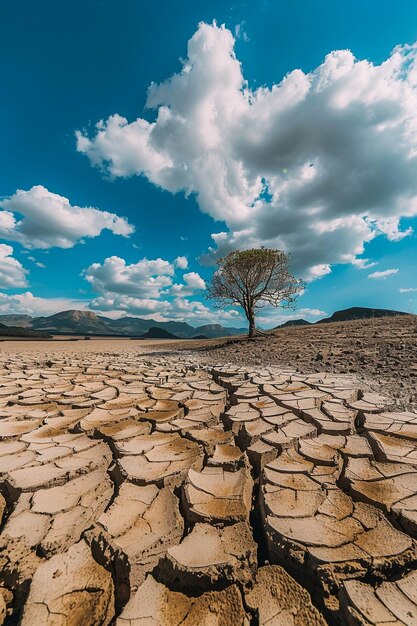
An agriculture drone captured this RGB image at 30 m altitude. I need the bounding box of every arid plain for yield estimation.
[0,316,417,625]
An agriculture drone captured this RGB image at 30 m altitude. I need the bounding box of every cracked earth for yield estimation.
[0,345,416,625]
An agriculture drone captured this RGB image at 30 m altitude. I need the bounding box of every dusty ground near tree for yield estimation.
[164,314,417,410]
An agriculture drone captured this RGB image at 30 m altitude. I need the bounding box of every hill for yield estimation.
[275,319,311,329]
[140,327,179,339]
[317,307,406,324]
[31,310,113,335]
[0,321,51,338]
[105,317,195,337]
[96,316,149,336]
[191,323,247,339]
[0,314,33,328]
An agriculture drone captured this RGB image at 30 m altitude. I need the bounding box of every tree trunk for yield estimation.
[248,308,256,337]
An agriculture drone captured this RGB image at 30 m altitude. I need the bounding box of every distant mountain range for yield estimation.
[275,306,407,329]
[0,306,409,339]
[0,310,247,339]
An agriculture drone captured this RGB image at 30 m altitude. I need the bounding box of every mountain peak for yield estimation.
[53,310,99,321]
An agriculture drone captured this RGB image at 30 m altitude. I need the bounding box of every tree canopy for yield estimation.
[206,248,304,336]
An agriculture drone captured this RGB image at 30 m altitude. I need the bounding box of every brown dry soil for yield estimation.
[0,318,416,625]
[167,314,417,410]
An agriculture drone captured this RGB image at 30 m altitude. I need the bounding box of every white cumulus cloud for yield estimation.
[184,271,206,290]
[83,256,175,299]
[84,254,234,324]
[0,185,134,249]
[77,22,417,279]
[0,291,88,317]
[170,270,206,296]
[368,268,399,280]
[0,244,28,288]
[174,256,188,269]
[88,294,171,317]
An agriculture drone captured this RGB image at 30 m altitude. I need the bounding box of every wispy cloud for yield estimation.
[234,22,249,42]
[352,258,377,269]
[399,287,417,293]
[368,269,399,280]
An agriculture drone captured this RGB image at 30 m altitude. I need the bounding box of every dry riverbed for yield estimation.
[0,321,416,625]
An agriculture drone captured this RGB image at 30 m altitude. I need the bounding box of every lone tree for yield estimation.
[206,248,304,337]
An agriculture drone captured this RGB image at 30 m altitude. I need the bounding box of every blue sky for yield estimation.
[0,0,416,327]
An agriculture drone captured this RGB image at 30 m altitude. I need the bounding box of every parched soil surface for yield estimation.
[171,314,417,410]
[0,341,416,625]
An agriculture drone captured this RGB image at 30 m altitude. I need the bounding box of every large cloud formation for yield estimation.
[77,22,417,280]
[0,185,134,249]
[83,254,227,324]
